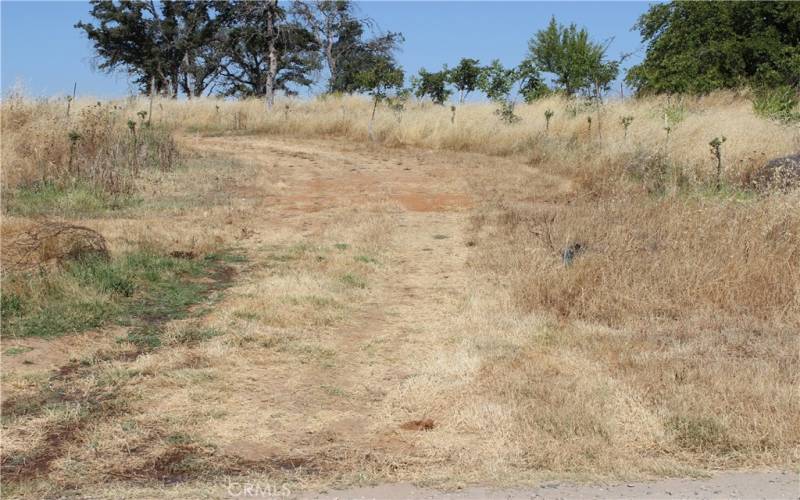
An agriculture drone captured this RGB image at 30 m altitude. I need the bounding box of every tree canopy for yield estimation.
[412,68,451,105]
[627,1,800,94]
[76,0,402,101]
[524,16,619,97]
[447,58,482,103]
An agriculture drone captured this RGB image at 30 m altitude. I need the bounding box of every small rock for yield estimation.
[752,153,800,192]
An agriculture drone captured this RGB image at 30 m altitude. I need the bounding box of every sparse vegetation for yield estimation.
[2,92,797,498]
[3,1,799,495]
[1,249,236,339]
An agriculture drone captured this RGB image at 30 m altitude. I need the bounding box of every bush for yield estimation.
[1,96,178,197]
[753,86,800,123]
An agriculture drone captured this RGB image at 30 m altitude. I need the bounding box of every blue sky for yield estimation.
[1,1,652,99]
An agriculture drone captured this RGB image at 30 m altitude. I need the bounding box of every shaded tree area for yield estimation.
[75,1,218,98]
[76,0,402,102]
[214,0,318,106]
[293,0,403,94]
[627,1,800,94]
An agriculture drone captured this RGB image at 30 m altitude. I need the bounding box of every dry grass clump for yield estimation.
[462,91,799,473]
[140,91,798,189]
[1,93,177,195]
[485,194,800,328]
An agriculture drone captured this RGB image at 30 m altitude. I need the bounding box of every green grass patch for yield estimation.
[1,250,238,339]
[340,273,367,289]
[334,243,349,251]
[354,255,378,264]
[3,346,33,356]
[3,181,140,217]
[668,415,733,452]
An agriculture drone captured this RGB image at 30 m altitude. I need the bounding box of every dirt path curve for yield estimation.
[184,135,796,499]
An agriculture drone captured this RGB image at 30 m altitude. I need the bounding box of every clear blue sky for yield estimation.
[1,1,652,99]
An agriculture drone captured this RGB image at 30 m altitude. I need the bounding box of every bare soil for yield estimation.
[2,135,794,497]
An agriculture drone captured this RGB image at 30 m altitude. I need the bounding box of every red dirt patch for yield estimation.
[393,193,471,212]
[399,419,435,431]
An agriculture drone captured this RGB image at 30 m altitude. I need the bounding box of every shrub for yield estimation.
[753,85,800,123]
[1,96,178,197]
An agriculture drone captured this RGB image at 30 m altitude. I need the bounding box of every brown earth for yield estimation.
[1,135,793,498]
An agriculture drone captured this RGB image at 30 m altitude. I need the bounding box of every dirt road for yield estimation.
[177,135,795,498]
[301,471,798,499]
[4,134,793,497]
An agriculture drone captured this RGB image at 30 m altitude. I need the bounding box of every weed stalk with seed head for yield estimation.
[127,120,139,175]
[544,109,554,134]
[709,136,726,190]
[67,131,81,174]
[450,105,456,125]
[663,112,672,158]
[621,115,634,141]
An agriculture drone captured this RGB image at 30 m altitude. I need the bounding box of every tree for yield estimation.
[172,1,224,98]
[517,59,549,103]
[352,58,404,139]
[293,1,403,93]
[216,1,319,103]
[76,0,222,98]
[627,2,800,94]
[524,16,618,97]
[412,68,451,105]
[447,58,482,103]
[478,60,521,123]
[478,59,518,102]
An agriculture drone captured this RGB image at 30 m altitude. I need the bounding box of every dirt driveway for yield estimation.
[3,134,794,498]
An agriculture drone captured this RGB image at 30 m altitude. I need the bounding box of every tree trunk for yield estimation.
[265,0,278,111]
[325,14,335,92]
[148,75,155,125]
[368,96,378,141]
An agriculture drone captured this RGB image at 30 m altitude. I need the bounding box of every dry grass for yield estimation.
[1,92,176,195]
[1,91,799,497]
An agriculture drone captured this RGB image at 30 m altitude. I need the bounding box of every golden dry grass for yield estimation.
[1,92,799,497]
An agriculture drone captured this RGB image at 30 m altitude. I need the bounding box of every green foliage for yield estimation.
[3,181,140,217]
[340,273,367,289]
[353,59,404,100]
[386,88,411,122]
[4,346,33,356]
[544,109,555,131]
[412,68,452,105]
[628,2,800,95]
[478,59,518,102]
[753,85,800,122]
[76,1,223,97]
[517,59,549,103]
[495,101,521,124]
[294,1,403,95]
[525,16,619,97]
[215,1,319,98]
[477,60,522,124]
[1,250,235,339]
[447,58,482,103]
